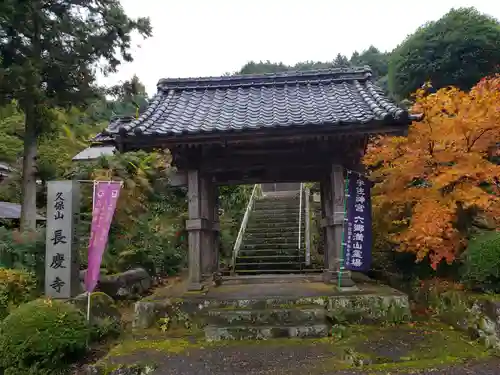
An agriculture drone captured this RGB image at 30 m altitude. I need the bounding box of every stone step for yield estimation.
[234,269,313,275]
[238,250,302,258]
[206,306,325,325]
[237,255,304,263]
[254,205,301,211]
[241,243,300,251]
[254,203,301,210]
[247,222,302,230]
[248,216,305,224]
[181,295,328,311]
[242,237,301,246]
[250,209,303,218]
[256,197,300,203]
[244,229,301,237]
[235,261,304,271]
[222,273,324,284]
[204,323,329,341]
[253,208,300,215]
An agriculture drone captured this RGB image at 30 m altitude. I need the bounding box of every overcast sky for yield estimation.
[98,0,500,95]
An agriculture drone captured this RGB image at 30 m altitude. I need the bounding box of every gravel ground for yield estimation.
[110,343,499,375]
[148,348,500,375]
[95,323,499,375]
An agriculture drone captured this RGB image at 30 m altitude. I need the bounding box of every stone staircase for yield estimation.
[204,194,332,341]
[202,296,330,341]
[234,195,306,275]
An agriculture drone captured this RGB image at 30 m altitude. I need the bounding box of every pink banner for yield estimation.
[84,182,122,293]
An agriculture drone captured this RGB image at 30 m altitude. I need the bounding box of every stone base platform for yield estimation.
[134,281,411,341]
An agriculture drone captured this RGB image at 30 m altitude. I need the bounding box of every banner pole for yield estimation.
[338,169,350,288]
[86,181,98,323]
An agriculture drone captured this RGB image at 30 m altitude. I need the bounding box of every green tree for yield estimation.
[388,7,500,99]
[350,46,390,92]
[0,0,152,230]
[333,53,350,68]
[108,75,149,118]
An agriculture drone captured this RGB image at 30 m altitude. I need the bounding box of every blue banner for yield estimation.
[343,170,372,272]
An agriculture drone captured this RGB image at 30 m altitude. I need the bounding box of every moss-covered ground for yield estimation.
[91,320,496,374]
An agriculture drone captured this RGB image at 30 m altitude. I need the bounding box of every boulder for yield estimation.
[95,268,152,300]
[133,300,171,329]
[72,292,122,335]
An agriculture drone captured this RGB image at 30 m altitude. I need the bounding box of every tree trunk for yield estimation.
[20,107,38,232]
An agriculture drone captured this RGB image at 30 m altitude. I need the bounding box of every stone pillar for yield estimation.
[45,181,81,299]
[321,165,355,287]
[186,170,215,291]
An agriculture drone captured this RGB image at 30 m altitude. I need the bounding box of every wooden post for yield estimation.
[320,166,355,287]
[321,178,335,283]
[331,165,355,287]
[212,185,220,272]
[304,186,311,266]
[200,176,213,278]
[186,169,213,291]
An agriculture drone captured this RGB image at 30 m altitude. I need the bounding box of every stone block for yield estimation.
[204,323,329,341]
[326,294,411,324]
[206,307,325,325]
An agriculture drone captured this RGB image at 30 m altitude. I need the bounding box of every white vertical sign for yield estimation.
[45,181,80,299]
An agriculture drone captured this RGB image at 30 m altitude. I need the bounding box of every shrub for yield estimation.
[462,231,500,291]
[0,228,45,280]
[0,298,89,373]
[0,268,38,319]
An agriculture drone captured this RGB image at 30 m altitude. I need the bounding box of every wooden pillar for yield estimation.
[304,186,311,266]
[200,180,219,276]
[186,170,215,291]
[212,185,220,272]
[321,178,335,282]
[319,181,327,257]
[321,165,355,287]
[200,176,213,278]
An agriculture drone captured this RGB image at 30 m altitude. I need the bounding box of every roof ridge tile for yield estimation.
[157,66,373,92]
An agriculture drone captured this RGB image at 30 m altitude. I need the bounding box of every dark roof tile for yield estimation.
[97,67,417,141]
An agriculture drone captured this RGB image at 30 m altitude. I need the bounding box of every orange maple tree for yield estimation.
[364,76,500,269]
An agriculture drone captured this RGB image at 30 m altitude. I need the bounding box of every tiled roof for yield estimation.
[0,202,45,220]
[97,67,418,141]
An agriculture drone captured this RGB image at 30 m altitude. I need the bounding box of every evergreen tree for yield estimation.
[0,0,152,230]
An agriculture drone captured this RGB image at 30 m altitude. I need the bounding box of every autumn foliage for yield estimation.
[364,77,500,269]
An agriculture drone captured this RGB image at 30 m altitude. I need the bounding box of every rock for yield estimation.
[420,288,500,351]
[84,364,156,375]
[72,292,121,321]
[133,300,171,329]
[479,316,497,336]
[98,268,152,299]
[479,334,499,349]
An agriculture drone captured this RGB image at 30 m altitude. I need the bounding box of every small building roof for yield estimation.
[95,67,419,143]
[0,202,45,220]
[72,145,116,161]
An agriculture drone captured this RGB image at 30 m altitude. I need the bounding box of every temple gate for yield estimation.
[93,67,419,291]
